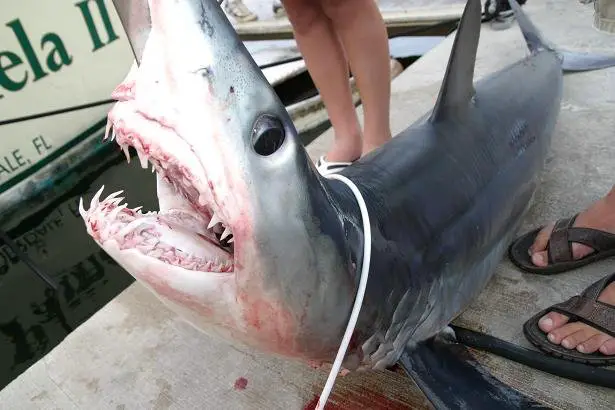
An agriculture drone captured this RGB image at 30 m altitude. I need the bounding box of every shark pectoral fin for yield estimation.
[558,50,615,72]
[397,330,549,410]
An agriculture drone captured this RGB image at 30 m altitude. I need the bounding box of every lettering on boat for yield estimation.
[0,0,133,190]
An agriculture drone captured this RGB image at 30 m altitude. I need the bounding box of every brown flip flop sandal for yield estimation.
[508,214,615,275]
[523,272,615,366]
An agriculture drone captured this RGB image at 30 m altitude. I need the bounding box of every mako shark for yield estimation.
[79,0,615,407]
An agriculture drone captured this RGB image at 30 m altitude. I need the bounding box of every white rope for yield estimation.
[316,173,372,410]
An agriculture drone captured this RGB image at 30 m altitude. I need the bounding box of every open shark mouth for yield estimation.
[79,113,236,275]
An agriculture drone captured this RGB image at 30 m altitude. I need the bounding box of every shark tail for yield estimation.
[398,331,549,410]
[508,0,615,72]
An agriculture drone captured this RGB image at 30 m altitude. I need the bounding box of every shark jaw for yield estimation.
[77,85,290,353]
[78,90,245,337]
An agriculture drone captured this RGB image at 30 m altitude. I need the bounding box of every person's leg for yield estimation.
[529,185,615,355]
[321,0,392,155]
[282,0,363,163]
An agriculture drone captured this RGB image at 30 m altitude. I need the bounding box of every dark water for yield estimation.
[0,138,158,391]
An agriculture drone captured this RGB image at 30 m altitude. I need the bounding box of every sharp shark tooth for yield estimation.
[108,204,128,220]
[78,197,87,218]
[220,227,232,241]
[208,213,222,229]
[104,121,112,140]
[137,150,149,169]
[228,237,234,243]
[105,190,125,203]
[121,145,131,163]
[90,186,105,210]
[116,219,150,238]
[110,197,125,206]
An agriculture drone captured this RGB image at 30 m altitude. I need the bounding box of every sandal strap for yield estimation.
[566,227,615,253]
[548,215,577,263]
[580,271,615,300]
[316,156,354,176]
[317,156,353,168]
[548,214,615,264]
[550,273,615,338]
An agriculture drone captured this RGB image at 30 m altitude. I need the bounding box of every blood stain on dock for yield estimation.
[234,377,248,390]
[302,368,431,409]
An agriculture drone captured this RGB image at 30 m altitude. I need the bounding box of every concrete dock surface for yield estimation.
[2,1,615,409]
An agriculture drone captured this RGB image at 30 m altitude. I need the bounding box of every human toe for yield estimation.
[577,333,612,354]
[531,251,548,267]
[529,223,555,255]
[561,327,601,350]
[538,311,569,333]
[546,321,586,345]
[599,337,615,355]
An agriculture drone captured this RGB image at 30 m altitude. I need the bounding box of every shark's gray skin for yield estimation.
[82,0,615,393]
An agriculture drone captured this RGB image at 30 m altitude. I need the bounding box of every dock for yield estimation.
[2,1,614,409]
[233,5,464,40]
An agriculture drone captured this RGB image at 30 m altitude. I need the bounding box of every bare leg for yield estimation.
[322,0,392,155]
[282,0,363,162]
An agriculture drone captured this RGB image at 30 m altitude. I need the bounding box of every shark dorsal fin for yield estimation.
[429,0,482,122]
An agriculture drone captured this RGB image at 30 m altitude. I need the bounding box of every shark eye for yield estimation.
[252,114,285,156]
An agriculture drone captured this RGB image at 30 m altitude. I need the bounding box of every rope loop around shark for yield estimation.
[79,0,615,407]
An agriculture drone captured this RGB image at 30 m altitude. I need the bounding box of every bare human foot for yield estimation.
[537,281,615,355]
[529,185,615,356]
[529,186,615,267]
[325,132,362,163]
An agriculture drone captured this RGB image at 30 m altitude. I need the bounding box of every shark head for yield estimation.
[80,0,359,364]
